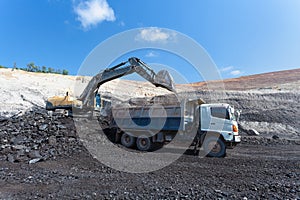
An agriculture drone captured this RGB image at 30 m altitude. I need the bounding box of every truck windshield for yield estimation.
[210,107,230,120]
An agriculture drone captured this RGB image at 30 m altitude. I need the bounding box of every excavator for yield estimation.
[45,57,176,114]
[45,57,241,157]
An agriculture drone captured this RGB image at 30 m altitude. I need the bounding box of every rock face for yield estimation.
[1,68,300,140]
[0,68,170,119]
[0,108,82,163]
[195,90,300,139]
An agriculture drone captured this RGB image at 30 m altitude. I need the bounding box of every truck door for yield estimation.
[209,106,231,132]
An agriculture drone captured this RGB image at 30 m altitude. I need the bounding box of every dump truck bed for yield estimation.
[111,105,185,131]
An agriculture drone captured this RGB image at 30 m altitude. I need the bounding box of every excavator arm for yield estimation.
[78,57,176,108]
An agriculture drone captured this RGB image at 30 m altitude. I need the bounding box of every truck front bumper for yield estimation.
[234,135,241,143]
[222,133,241,148]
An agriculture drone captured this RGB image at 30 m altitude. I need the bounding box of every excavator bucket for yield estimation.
[128,57,176,93]
[154,70,176,93]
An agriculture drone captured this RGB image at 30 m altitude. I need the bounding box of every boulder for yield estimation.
[246,128,260,136]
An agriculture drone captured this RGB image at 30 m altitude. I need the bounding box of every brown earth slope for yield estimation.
[189,68,300,91]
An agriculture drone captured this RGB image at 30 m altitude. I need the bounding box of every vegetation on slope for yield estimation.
[1,62,69,75]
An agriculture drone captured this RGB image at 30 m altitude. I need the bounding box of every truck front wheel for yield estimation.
[136,136,153,151]
[121,133,136,148]
[203,136,226,158]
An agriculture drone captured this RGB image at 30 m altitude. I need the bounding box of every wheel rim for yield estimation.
[137,137,152,151]
[125,135,130,143]
[140,138,147,147]
[121,133,134,147]
[208,141,221,153]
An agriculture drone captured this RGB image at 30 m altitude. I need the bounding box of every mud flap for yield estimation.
[192,135,201,155]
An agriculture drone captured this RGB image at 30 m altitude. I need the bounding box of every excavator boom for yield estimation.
[78,57,176,108]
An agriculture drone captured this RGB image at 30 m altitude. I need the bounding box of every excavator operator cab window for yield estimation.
[95,93,101,108]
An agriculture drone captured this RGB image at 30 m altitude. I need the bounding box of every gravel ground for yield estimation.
[0,110,299,199]
[0,142,299,199]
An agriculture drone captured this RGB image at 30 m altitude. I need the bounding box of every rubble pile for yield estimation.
[1,106,298,165]
[241,135,300,146]
[0,108,83,163]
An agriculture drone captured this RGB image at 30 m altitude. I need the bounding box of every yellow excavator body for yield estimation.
[46,93,82,111]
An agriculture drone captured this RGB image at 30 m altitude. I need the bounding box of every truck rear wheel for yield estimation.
[203,136,226,158]
[136,136,153,151]
[121,133,136,148]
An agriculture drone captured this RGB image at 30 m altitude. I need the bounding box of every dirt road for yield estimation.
[0,136,299,199]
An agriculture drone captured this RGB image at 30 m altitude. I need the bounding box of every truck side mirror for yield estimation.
[235,110,241,121]
[66,92,69,96]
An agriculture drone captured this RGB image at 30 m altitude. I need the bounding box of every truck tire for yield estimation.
[121,133,136,148]
[203,136,226,158]
[136,136,153,151]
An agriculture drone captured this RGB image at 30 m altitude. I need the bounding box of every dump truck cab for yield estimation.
[199,104,241,147]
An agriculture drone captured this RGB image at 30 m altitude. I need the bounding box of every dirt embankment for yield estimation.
[0,68,170,119]
[2,67,299,115]
[190,68,300,91]
[193,90,300,139]
[1,67,299,138]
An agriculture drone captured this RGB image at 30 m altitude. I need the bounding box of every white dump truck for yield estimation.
[104,98,241,157]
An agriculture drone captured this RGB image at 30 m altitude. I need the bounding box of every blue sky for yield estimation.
[1,0,300,83]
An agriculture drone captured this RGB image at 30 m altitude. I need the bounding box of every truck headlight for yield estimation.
[232,125,238,133]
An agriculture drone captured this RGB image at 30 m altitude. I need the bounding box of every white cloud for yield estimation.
[145,51,159,57]
[220,65,244,76]
[220,66,233,72]
[74,0,115,30]
[230,70,242,76]
[135,27,176,43]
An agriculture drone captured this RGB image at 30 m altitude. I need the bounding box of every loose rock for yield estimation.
[29,158,42,164]
[39,124,48,131]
